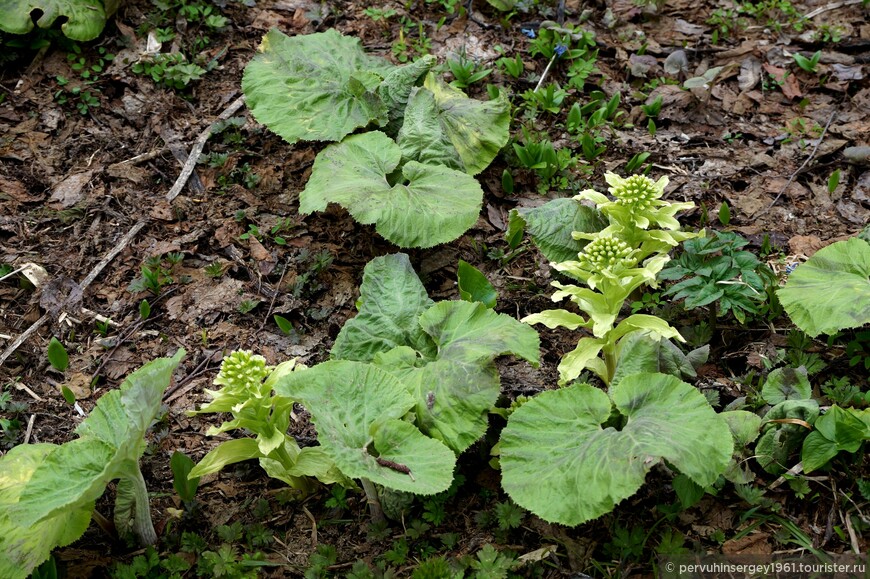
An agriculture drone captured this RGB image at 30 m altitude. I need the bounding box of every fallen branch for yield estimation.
[165,95,247,202]
[0,220,148,369]
[805,0,863,19]
[762,107,837,213]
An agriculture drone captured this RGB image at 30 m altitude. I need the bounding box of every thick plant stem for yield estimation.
[360,477,386,525]
[603,345,617,386]
[129,464,158,545]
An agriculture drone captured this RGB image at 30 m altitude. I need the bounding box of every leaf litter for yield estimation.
[0,0,867,573]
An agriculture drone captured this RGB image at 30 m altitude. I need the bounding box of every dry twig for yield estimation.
[0,220,148,369]
[805,0,863,19]
[166,95,247,201]
[762,108,837,213]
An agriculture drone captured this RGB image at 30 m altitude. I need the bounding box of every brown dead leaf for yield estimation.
[49,169,97,208]
[0,175,41,203]
[836,199,869,225]
[738,56,762,92]
[486,204,505,230]
[832,63,864,82]
[103,348,137,381]
[762,63,802,100]
[64,372,92,399]
[722,532,773,555]
[214,221,243,248]
[766,177,810,200]
[248,236,272,262]
[788,234,824,257]
[149,200,176,221]
[250,9,290,29]
[107,162,149,184]
[725,184,770,218]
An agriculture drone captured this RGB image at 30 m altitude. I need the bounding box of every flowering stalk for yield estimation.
[188,351,346,492]
[523,172,700,385]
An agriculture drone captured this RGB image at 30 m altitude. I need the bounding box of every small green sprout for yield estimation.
[793,50,821,73]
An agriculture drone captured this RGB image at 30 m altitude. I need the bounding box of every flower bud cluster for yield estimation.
[217,350,270,390]
[611,174,660,211]
[579,236,634,271]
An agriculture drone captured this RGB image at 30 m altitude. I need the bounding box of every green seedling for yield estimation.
[274,315,294,335]
[660,230,777,324]
[139,299,151,320]
[47,337,68,372]
[827,168,840,193]
[718,201,731,225]
[496,54,524,78]
[170,451,200,505]
[457,260,497,308]
[446,53,492,89]
[204,262,224,278]
[132,53,208,89]
[520,83,567,114]
[641,95,662,118]
[793,50,821,73]
[0,384,28,450]
[625,152,652,174]
[363,7,397,21]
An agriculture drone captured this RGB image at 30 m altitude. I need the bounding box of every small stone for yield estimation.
[844,146,870,166]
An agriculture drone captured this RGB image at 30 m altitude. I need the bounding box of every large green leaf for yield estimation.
[394,301,540,452]
[755,399,818,474]
[15,350,185,526]
[333,254,539,452]
[299,131,484,248]
[0,0,118,41]
[507,198,607,263]
[777,237,870,337]
[397,74,510,175]
[760,367,811,405]
[274,360,455,494]
[378,56,437,136]
[500,373,733,525]
[242,29,396,145]
[802,406,870,473]
[0,444,93,579]
[332,253,435,361]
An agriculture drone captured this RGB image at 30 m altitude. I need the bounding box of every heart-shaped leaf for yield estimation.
[778,237,870,337]
[0,0,118,40]
[242,29,397,145]
[500,373,733,525]
[300,131,484,248]
[274,360,455,494]
[397,75,510,175]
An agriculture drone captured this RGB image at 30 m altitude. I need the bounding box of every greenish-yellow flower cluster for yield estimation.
[579,236,634,271]
[214,350,270,391]
[612,174,660,210]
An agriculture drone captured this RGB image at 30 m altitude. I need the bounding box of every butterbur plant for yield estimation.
[523,173,699,385]
[188,351,347,492]
[0,351,185,578]
[243,29,510,248]
[499,174,733,527]
[273,253,539,521]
